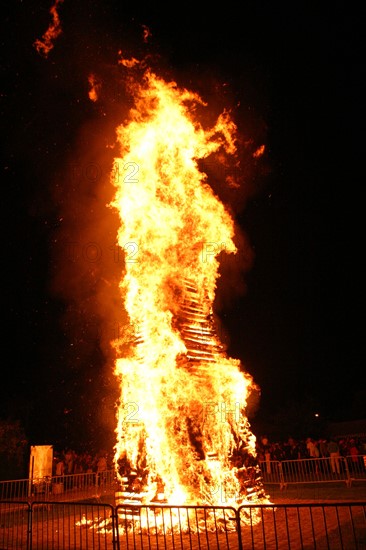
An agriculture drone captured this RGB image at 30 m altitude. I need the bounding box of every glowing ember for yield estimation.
[33,0,64,58]
[110,58,269,511]
[88,74,101,103]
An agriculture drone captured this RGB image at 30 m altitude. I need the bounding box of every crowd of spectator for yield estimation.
[52,449,113,477]
[52,435,366,480]
[256,434,366,463]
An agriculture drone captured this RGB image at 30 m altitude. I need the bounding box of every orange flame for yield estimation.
[142,25,152,43]
[118,52,141,69]
[253,144,265,158]
[88,74,101,102]
[33,0,64,58]
[110,64,268,510]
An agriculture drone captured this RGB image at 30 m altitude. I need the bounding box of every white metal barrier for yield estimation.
[0,470,118,502]
[345,453,366,483]
[259,455,366,488]
[1,457,365,501]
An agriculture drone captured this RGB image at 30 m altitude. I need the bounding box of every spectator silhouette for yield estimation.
[327,438,341,474]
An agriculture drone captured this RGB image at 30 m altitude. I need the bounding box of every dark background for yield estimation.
[1,1,363,452]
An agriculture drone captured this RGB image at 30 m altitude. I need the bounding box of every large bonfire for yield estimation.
[109,57,268,509]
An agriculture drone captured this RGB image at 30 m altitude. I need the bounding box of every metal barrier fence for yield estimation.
[1,457,365,502]
[0,470,118,502]
[1,500,365,549]
[238,502,366,550]
[259,455,366,488]
[116,504,241,550]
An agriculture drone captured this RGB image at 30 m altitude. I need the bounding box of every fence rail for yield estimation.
[1,455,365,504]
[0,470,118,502]
[259,455,366,488]
[1,500,365,549]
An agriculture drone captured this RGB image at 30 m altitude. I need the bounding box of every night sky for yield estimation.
[1,1,363,451]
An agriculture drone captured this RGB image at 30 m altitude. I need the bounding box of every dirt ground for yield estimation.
[266,480,366,504]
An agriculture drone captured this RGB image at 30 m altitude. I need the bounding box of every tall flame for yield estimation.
[110,65,267,508]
